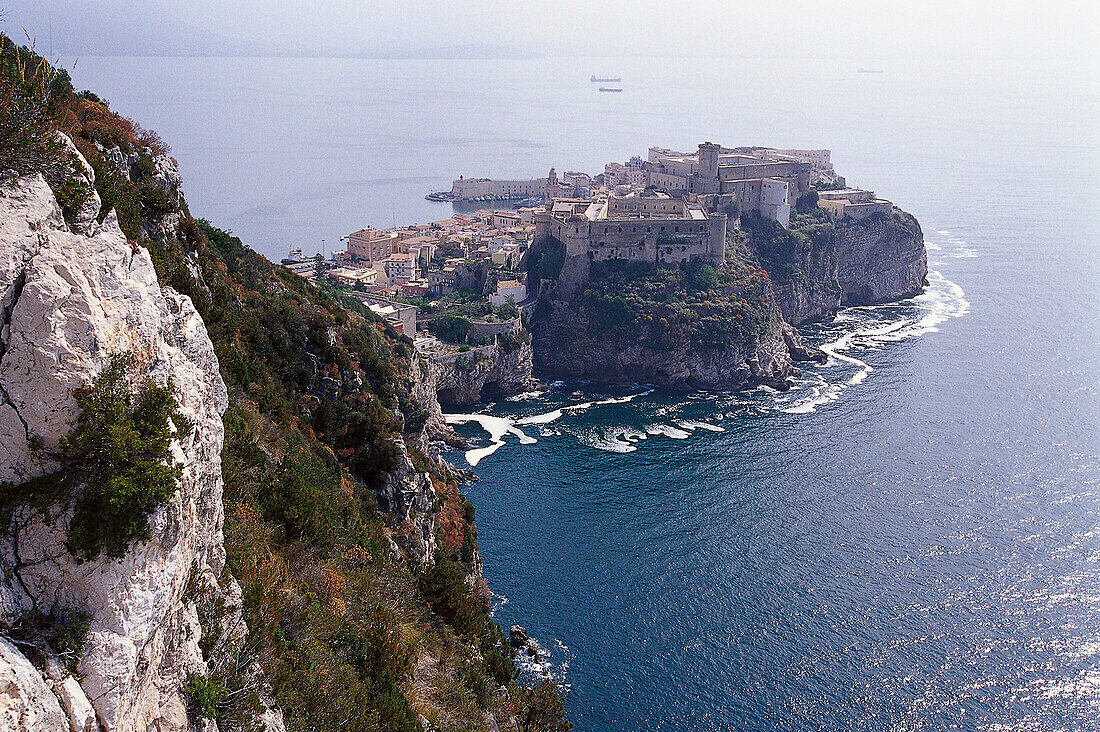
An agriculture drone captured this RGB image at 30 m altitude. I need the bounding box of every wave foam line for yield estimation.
[516,388,653,425]
[676,420,726,433]
[780,268,968,413]
[644,423,691,439]
[444,413,535,466]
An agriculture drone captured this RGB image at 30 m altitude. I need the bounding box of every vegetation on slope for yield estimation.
[0,354,186,560]
[576,249,777,353]
[0,33,569,732]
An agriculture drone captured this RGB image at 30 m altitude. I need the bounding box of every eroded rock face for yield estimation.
[375,438,439,566]
[0,638,68,731]
[837,211,928,306]
[762,227,842,326]
[0,170,278,730]
[530,300,794,391]
[431,342,535,408]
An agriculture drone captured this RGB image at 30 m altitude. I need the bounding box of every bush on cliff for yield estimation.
[430,312,472,343]
[7,36,570,732]
[0,353,186,561]
[0,34,70,180]
[577,256,775,352]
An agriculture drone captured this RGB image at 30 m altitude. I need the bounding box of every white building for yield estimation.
[383,253,416,284]
[328,267,379,287]
[489,280,527,307]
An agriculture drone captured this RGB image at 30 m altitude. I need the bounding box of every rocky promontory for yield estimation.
[526,200,927,391]
[836,209,927,306]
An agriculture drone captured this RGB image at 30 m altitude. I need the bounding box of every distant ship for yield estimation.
[591,75,622,82]
[599,87,623,93]
[857,68,884,73]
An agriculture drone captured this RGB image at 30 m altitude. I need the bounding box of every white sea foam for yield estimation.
[645,423,691,439]
[506,389,545,401]
[516,409,564,425]
[444,413,535,466]
[581,429,638,453]
[779,268,968,413]
[515,389,652,425]
[676,420,726,433]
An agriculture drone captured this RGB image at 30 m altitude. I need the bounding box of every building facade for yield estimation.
[534,193,726,267]
[347,227,398,264]
[644,142,817,227]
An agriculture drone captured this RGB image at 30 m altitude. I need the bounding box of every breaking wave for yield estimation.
[446,243,968,454]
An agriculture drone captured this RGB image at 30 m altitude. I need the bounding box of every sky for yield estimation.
[2,0,1099,62]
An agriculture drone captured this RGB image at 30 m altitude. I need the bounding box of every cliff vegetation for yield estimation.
[0,34,568,732]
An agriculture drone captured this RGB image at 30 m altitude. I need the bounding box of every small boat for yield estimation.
[599,87,623,93]
[425,191,458,202]
[591,75,622,82]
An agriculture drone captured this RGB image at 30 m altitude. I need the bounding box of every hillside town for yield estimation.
[286,142,891,358]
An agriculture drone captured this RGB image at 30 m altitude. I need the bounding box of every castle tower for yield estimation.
[697,142,720,180]
[545,167,560,201]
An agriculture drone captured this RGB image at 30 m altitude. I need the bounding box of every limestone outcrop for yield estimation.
[430,341,534,408]
[760,225,842,326]
[836,210,927,306]
[530,301,795,391]
[0,169,280,730]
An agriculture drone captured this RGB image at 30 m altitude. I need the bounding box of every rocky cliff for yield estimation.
[0,173,281,730]
[746,216,842,326]
[747,208,928,325]
[429,340,534,408]
[530,300,795,390]
[836,210,927,306]
[527,254,806,391]
[526,203,927,391]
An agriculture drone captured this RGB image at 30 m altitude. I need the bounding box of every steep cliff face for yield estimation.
[530,298,795,391]
[746,207,928,325]
[836,210,928,306]
[430,341,534,408]
[0,174,280,730]
[755,222,842,326]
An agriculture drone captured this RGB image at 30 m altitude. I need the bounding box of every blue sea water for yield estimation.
[67,53,1100,730]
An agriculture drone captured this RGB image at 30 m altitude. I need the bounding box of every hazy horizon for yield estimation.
[4,1,1099,64]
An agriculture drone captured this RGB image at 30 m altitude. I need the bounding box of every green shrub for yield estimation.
[50,609,91,674]
[498,329,531,354]
[0,354,185,561]
[682,258,717,290]
[795,190,820,214]
[51,178,90,221]
[429,313,471,343]
[515,681,573,732]
[185,672,228,721]
[91,156,143,239]
[0,33,71,180]
[454,353,479,372]
[536,246,565,280]
[419,555,485,638]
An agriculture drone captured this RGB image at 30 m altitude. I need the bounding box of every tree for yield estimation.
[0,354,186,560]
[429,313,471,343]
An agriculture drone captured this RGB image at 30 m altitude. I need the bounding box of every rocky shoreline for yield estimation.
[516,207,926,394]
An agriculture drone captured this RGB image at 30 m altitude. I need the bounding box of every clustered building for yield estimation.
[289,139,885,340]
[534,191,726,267]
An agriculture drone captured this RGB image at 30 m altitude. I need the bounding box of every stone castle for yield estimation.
[644,142,817,227]
[534,192,726,264]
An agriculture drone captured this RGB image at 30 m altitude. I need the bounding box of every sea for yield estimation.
[68,53,1100,730]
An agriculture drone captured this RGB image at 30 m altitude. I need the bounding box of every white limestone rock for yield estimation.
[0,169,233,730]
[52,132,102,236]
[0,637,68,731]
